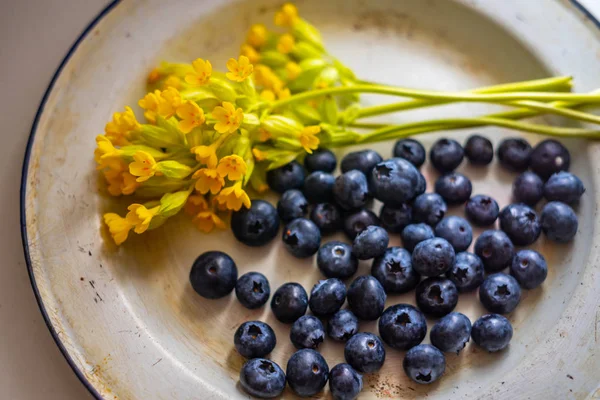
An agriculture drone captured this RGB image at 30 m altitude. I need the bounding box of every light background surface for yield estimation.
[1,0,599,398]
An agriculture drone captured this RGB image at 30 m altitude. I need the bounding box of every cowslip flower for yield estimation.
[212,102,243,134]
[246,24,268,48]
[191,144,218,168]
[129,151,158,182]
[226,56,254,82]
[215,181,251,211]
[94,135,123,170]
[147,68,161,84]
[192,210,226,233]
[163,75,181,89]
[260,90,276,102]
[299,125,321,153]
[126,204,160,234]
[138,90,162,123]
[253,65,283,90]
[252,148,268,161]
[104,213,133,245]
[185,58,212,86]
[157,87,183,119]
[217,155,247,181]
[275,3,299,27]
[276,87,291,100]
[193,168,224,194]
[285,62,302,80]
[277,34,295,54]
[104,168,139,196]
[184,195,209,216]
[176,100,205,134]
[105,106,140,146]
[240,44,260,64]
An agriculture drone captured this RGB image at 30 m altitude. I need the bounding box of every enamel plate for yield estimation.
[21,0,600,398]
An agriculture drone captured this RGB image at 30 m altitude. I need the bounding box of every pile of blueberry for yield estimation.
[189,135,584,399]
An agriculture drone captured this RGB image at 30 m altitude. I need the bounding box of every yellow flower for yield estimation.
[277,34,295,54]
[129,151,158,182]
[185,58,212,86]
[276,87,291,100]
[191,144,218,168]
[176,100,205,134]
[157,87,183,119]
[147,68,161,84]
[94,135,123,170]
[215,181,251,211]
[257,128,271,142]
[138,90,161,123]
[193,168,225,194]
[226,55,254,82]
[185,195,209,216]
[104,168,140,196]
[260,90,275,102]
[212,102,244,134]
[299,125,321,154]
[252,148,267,161]
[246,24,268,48]
[104,213,133,245]
[285,61,302,80]
[192,210,226,233]
[275,3,299,27]
[126,204,160,234]
[254,65,283,90]
[240,44,260,64]
[105,106,140,146]
[163,75,181,89]
[217,155,247,181]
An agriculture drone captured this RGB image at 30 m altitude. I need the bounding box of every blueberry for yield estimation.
[277,189,308,222]
[317,241,358,279]
[352,226,389,260]
[474,230,515,272]
[430,312,472,353]
[282,218,321,258]
[530,139,570,179]
[415,277,458,317]
[401,223,435,252]
[434,172,472,205]
[471,314,513,352]
[341,150,383,175]
[310,202,342,234]
[543,172,585,204]
[393,138,426,167]
[403,344,446,384]
[415,172,427,197]
[333,170,370,210]
[271,282,308,323]
[379,204,412,233]
[329,363,363,400]
[429,138,464,172]
[464,134,493,165]
[234,321,277,358]
[371,247,420,294]
[412,238,455,277]
[412,193,447,226]
[286,349,329,397]
[378,304,427,350]
[541,201,578,243]
[266,160,305,193]
[231,200,280,247]
[512,172,543,206]
[510,249,548,289]
[496,137,531,171]
[347,275,386,320]
[447,252,484,292]
[190,251,237,299]
[327,310,359,342]
[235,272,270,309]
[465,195,499,226]
[344,333,386,373]
[479,273,521,314]
[290,315,325,349]
[309,278,347,317]
[499,204,541,246]
[239,358,286,398]
[304,171,335,204]
[305,148,336,173]
[369,158,420,206]
[343,209,380,240]
[434,216,473,252]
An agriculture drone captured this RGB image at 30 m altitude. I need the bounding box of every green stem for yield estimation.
[269,83,600,110]
[355,76,573,118]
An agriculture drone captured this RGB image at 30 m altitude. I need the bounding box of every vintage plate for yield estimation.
[21,0,600,398]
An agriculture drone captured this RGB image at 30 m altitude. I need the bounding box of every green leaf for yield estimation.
[208,78,237,102]
[244,154,255,185]
[261,115,303,136]
[136,176,187,197]
[320,96,338,125]
[158,188,193,218]
[136,120,184,149]
[290,103,321,124]
[156,160,193,179]
[287,59,327,92]
[274,136,302,150]
[259,51,290,68]
[292,20,324,52]
[267,152,300,170]
[156,117,186,144]
[120,145,167,160]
